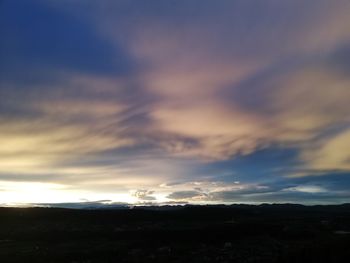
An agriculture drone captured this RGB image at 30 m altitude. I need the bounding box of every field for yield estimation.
[0,204,349,262]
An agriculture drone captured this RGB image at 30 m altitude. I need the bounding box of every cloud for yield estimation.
[165,181,270,202]
[33,200,129,209]
[132,189,156,201]
[167,191,203,200]
[283,185,326,194]
[166,181,350,205]
[301,128,350,171]
[3,0,350,163]
[106,0,350,162]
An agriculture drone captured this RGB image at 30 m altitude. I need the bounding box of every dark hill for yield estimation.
[0,204,349,262]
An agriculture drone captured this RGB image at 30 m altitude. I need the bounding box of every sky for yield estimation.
[1,0,350,206]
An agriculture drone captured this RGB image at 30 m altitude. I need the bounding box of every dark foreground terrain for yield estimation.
[0,204,350,263]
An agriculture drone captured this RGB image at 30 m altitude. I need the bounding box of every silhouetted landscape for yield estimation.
[0,204,350,262]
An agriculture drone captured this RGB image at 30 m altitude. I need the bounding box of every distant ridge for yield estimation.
[1,202,349,210]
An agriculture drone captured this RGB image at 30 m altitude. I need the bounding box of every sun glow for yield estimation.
[0,181,159,205]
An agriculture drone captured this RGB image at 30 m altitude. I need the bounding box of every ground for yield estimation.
[0,204,349,262]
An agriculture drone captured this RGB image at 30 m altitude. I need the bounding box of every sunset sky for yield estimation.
[1,0,350,205]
